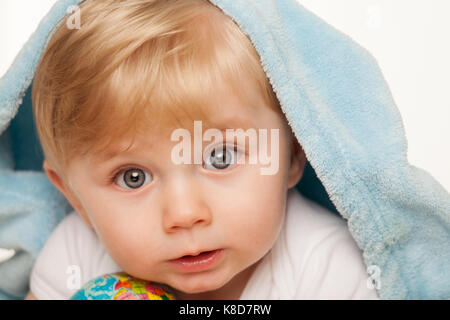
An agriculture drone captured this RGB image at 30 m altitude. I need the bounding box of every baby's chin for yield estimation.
[167,270,234,298]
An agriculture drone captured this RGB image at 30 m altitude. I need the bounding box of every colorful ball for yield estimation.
[70,272,176,300]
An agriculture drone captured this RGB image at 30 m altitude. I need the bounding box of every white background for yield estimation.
[0,0,449,192]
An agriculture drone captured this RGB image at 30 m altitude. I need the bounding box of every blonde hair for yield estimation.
[32,0,282,177]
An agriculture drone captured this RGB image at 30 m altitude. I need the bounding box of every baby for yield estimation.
[26,0,378,300]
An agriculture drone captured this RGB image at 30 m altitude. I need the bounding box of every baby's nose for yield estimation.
[161,174,212,233]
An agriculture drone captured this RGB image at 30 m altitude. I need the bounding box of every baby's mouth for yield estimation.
[178,250,214,261]
[171,248,215,259]
[168,249,224,273]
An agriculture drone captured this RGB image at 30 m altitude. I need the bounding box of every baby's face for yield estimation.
[54,83,304,298]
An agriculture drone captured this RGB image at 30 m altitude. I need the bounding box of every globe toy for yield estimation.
[70,272,176,300]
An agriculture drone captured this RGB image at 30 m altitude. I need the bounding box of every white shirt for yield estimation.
[29,188,379,300]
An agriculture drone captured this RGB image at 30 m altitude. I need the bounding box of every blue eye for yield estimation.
[115,168,152,190]
[203,144,243,170]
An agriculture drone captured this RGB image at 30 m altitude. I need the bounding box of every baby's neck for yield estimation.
[173,260,260,300]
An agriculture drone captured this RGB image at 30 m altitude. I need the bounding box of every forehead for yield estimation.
[91,111,260,163]
[89,77,283,164]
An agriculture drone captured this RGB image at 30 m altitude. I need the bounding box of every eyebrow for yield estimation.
[89,135,155,165]
[91,116,257,164]
[91,145,140,165]
[202,115,256,131]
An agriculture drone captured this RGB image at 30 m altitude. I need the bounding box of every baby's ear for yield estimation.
[43,160,93,227]
[287,136,307,189]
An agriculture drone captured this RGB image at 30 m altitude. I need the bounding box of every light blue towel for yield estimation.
[0,0,449,300]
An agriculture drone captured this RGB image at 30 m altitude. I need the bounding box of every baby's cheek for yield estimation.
[226,193,285,254]
[92,217,155,270]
